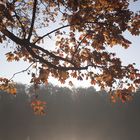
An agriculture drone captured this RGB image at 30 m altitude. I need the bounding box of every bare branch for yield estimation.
[9,62,34,81]
[33,21,98,44]
[34,24,71,44]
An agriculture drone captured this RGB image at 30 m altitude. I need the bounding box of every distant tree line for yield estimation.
[0,84,140,140]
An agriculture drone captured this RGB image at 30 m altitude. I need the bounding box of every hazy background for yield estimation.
[0,84,140,140]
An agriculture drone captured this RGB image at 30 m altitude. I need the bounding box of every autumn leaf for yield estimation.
[5,52,15,62]
[31,100,47,115]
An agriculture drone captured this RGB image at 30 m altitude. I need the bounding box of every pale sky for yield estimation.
[0,0,140,87]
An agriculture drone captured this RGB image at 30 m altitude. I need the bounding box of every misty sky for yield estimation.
[0,0,140,87]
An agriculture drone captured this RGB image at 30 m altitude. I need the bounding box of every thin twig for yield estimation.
[72,33,89,61]
[33,21,97,44]
[34,24,71,44]
[9,62,34,81]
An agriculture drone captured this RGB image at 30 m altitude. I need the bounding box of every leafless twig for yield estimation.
[9,62,35,81]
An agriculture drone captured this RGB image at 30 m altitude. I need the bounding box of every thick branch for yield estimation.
[28,0,37,41]
[29,43,76,66]
[24,44,92,71]
[1,29,23,44]
[2,29,75,66]
[1,29,93,71]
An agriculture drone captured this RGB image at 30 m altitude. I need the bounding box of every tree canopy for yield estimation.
[0,0,140,104]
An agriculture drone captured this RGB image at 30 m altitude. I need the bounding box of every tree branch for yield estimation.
[29,42,76,66]
[28,0,37,41]
[14,11,26,38]
[1,29,75,66]
[1,29,98,71]
[1,29,23,44]
[2,27,94,70]
[24,44,92,71]
[34,24,71,44]
[33,21,98,44]
[72,33,89,61]
[9,62,34,81]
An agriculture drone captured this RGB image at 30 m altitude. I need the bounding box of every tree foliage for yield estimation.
[0,0,140,104]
